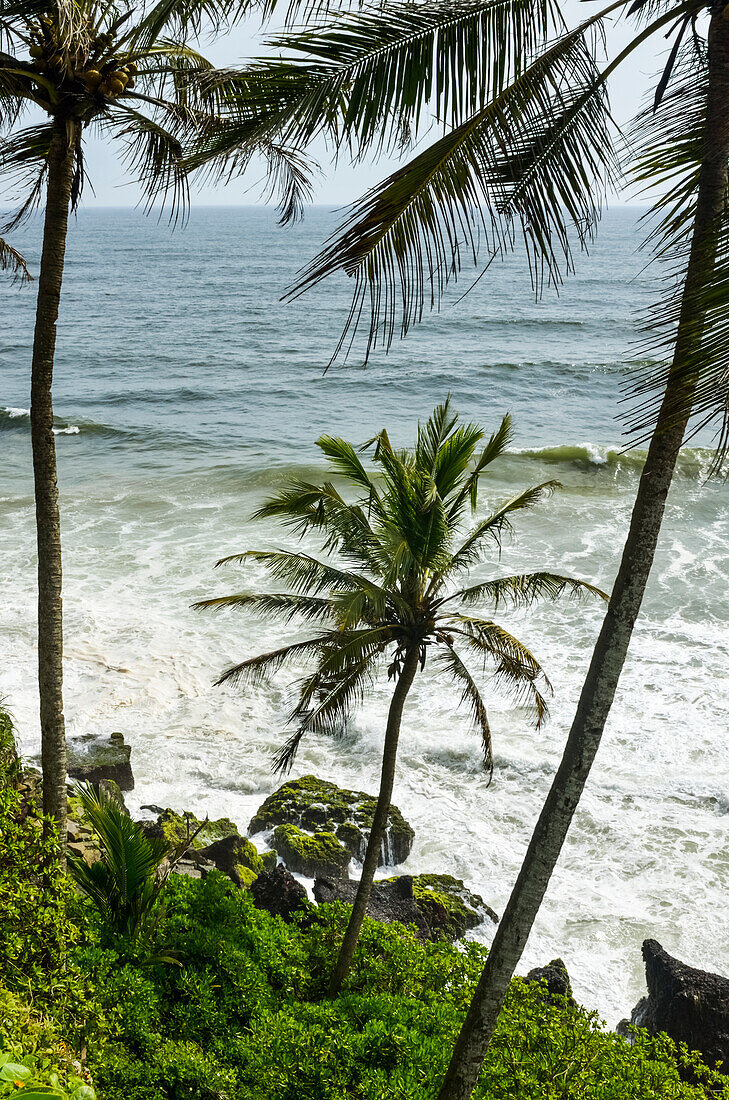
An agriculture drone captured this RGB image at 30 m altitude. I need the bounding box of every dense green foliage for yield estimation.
[1,742,725,1100]
[1,859,725,1098]
[0,778,74,993]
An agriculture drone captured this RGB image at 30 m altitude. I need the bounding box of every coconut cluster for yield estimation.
[27,15,137,99]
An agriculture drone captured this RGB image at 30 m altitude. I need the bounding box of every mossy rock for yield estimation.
[260,849,278,873]
[67,732,134,791]
[272,823,350,879]
[154,809,240,850]
[196,833,266,889]
[409,874,498,940]
[250,775,414,871]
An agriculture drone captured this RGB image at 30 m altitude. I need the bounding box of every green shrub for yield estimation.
[1,774,724,1100]
[0,989,95,1100]
[0,783,75,990]
[78,873,727,1100]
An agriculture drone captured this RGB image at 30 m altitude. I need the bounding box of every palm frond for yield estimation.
[211,636,325,688]
[448,571,609,610]
[449,616,552,726]
[285,16,617,362]
[274,632,387,771]
[317,433,381,496]
[623,37,729,465]
[129,0,244,52]
[254,0,564,158]
[215,548,391,608]
[448,413,513,516]
[437,480,560,584]
[0,122,51,231]
[437,642,493,778]
[193,591,335,624]
[0,233,30,282]
[103,104,188,218]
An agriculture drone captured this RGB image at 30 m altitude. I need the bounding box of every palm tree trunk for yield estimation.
[31,117,77,862]
[436,14,729,1099]
[329,642,420,995]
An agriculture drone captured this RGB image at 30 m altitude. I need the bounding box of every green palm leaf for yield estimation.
[200,403,603,771]
[449,572,609,610]
[437,642,493,778]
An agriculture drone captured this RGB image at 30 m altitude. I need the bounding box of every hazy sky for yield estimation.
[20,4,672,208]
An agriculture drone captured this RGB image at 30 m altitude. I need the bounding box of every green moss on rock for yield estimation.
[410,873,497,940]
[272,823,350,879]
[250,775,414,871]
[260,849,278,873]
[156,809,240,850]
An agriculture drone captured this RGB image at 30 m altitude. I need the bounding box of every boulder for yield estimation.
[621,939,729,1073]
[272,823,350,880]
[314,874,429,937]
[67,732,134,791]
[525,958,573,1003]
[409,874,498,939]
[195,834,266,889]
[249,775,414,879]
[138,807,240,850]
[314,872,497,941]
[250,864,309,921]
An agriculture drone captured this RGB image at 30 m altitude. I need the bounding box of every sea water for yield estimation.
[1,206,728,1024]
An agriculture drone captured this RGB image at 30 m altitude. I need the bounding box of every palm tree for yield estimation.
[197,399,607,994]
[0,0,317,853]
[228,5,729,1092]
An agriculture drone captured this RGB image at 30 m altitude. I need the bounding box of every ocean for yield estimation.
[1,205,728,1025]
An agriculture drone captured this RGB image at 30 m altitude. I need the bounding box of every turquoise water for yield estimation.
[1,206,728,1022]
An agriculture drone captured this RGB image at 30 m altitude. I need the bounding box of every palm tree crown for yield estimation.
[198,399,607,776]
[0,0,312,224]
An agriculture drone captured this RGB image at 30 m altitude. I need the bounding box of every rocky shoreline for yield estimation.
[58,731,729,1075]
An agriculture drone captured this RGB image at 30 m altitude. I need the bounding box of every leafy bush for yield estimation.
[77,874,726,1100]
[0,990,95,1100]
[0,782,74,991]
[0,1050,94,1100]
[1,757,724,1100]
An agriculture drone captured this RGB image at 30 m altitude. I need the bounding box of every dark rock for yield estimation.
[250,864,309,921]
[623,939,729,1073]
[140,804,166,816]
[67,732,134,791]
[196,834,264,888]
[249,775,414,878]
[173,855,215,880]
[314,874,429,937]
[137,819,165,841]
[525,958,573,1003]
[409,874,498,939]
[312,873,496,942]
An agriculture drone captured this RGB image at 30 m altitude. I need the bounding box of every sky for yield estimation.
[8,3,672,209]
